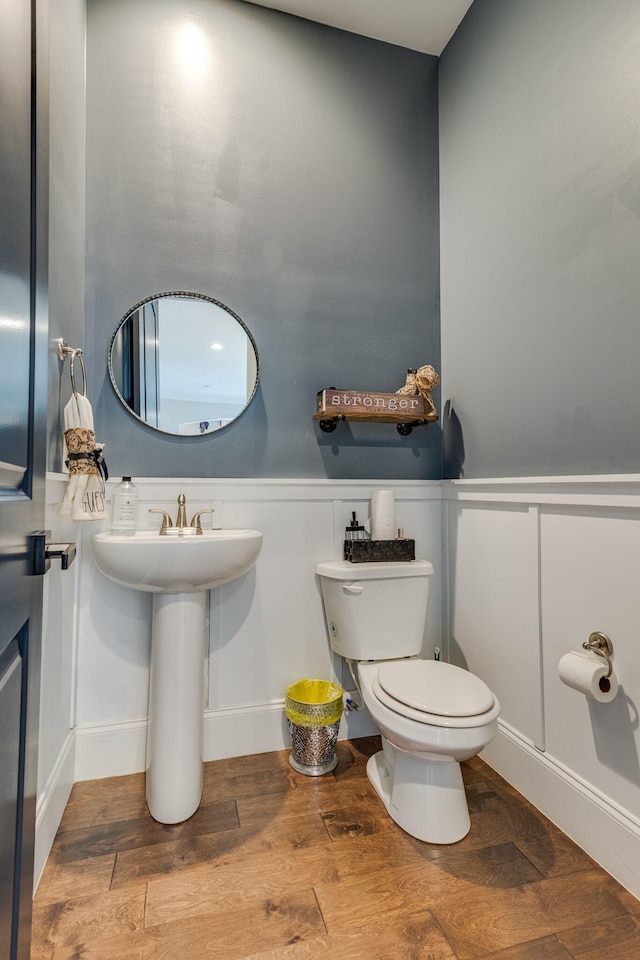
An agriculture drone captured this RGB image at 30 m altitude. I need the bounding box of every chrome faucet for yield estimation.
[149,494,214,535]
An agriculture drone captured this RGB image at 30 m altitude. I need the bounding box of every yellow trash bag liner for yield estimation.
[285,679,343,728]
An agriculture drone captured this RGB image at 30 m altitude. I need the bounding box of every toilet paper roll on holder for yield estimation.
[582,631,614,678]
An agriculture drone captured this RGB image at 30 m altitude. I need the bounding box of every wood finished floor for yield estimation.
[32,737,640,960]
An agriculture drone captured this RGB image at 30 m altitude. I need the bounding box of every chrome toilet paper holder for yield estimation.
[582,631,614,678]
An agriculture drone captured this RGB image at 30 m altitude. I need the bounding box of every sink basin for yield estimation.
[92,526,263,825]
[92,529,263,593]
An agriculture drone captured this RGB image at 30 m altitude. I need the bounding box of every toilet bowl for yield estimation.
[357,658,500,843]
[315,559,500,844]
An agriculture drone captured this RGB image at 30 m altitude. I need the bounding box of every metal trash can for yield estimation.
[285,679,343,776]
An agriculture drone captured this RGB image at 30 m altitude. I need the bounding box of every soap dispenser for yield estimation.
[345,511,365,541]
[110,477,139,535]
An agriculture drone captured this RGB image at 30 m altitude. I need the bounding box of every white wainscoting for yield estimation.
[35,476,81,885]
[71,478,442,775]
[443,476,640,899]
[40,472,640,901]
[39,475,441,879]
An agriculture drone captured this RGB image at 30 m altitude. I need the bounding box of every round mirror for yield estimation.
[108,292,259,436]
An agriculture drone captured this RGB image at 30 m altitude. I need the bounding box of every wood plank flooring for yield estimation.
[32,737,640,960]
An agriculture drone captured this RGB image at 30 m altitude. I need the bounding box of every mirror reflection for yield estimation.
[108,292,259,436]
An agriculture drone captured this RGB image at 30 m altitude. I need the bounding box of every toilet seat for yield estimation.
[379,660,494,716]
[370,660,499,729]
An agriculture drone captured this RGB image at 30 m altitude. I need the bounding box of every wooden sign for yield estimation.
[315,389,437,423]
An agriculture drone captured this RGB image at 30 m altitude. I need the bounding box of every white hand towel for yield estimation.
[60,393,108,521]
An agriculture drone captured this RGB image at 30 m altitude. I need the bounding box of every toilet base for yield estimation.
[366,749,471,844]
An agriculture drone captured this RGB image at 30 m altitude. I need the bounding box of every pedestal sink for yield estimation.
[92,529,262,824]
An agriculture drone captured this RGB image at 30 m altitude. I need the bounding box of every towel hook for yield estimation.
[69,349,87,397]
[56,338,87,397]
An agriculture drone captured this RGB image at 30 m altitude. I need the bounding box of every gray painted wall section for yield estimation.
[85,0,440,480]
[47,0,86,473]
[439,0,640,478]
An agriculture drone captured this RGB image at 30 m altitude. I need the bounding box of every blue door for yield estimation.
[0,1,48,958]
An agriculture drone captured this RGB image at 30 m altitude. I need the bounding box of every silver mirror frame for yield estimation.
[108,291,260,437]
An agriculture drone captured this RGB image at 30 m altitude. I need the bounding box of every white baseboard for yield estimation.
[482,722,640,900]
[34,732,76,890]
[203,702,291,761]
[74,702,378,780]
[74,717,148,781]
[203,699,377,760]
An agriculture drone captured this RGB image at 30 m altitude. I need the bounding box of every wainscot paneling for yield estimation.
[540,510,640,822]
[36,475,80,886]
[42,472,640,901]
[445,501,542,748]
[69,478,442,777]
[443,476,640,899]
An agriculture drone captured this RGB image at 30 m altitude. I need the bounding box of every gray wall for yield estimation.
[85,0,440,480]
[47,0,86,473]
[439,0,640,478]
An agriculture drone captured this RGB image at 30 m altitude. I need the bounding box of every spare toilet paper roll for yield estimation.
[558,650,618,703]
[371,489,396,541]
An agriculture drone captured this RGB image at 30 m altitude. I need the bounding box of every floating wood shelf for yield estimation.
[314,389,438,436]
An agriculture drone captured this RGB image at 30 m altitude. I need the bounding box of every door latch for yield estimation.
[30,531,76,576]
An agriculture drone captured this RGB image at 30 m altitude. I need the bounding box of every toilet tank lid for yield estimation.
[315,559,434,580]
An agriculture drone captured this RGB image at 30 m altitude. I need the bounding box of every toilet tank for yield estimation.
[315,560,433,660]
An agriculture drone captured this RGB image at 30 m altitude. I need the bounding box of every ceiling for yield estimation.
[245,0,475,56]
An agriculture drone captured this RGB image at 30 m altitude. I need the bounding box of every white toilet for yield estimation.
[316,559,500,844]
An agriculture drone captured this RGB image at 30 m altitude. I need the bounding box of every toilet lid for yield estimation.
[377,660,495,718]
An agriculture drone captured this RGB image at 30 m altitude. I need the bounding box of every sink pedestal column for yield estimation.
[146,591,206,824]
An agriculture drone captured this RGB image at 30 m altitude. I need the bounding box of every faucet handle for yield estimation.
[149,509,173,535]
[190,509,214,533]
